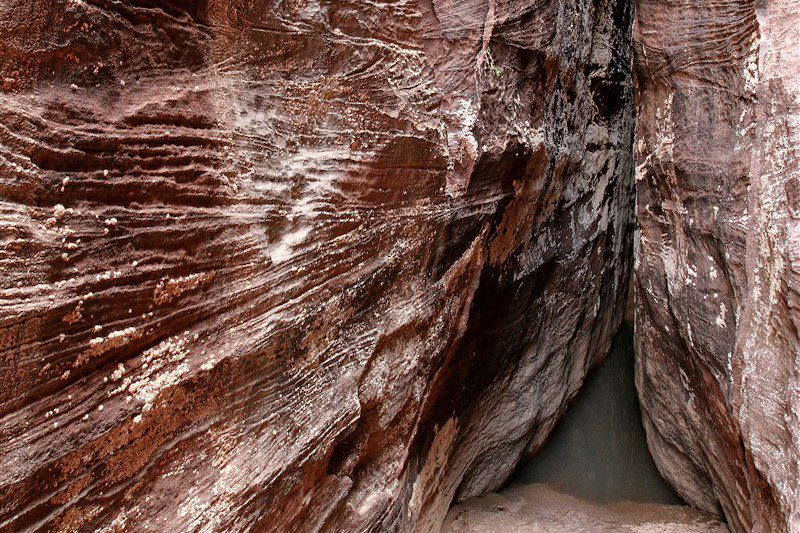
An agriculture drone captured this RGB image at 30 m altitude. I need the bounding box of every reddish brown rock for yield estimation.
[634,0,800,530]
[0,0,633,530]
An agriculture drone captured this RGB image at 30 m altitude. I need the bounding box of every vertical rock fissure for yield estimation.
[507,323,683,505]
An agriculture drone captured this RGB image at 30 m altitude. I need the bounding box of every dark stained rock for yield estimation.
[633,0,800,530]
[0,0,633,530]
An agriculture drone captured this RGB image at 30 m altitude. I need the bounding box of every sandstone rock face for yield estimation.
[634,0,800,531]
[0,0,633,530]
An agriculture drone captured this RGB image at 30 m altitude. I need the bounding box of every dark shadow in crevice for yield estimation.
[505,322,681,505]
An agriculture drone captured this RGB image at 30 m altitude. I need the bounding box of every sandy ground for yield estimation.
[442,484,729,532]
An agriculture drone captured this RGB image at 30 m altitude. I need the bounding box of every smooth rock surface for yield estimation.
[443,483,729,533]
[0,0,633,530]
[634,0,800,530]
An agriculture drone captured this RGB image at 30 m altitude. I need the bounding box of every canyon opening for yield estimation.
[1,0,798,532]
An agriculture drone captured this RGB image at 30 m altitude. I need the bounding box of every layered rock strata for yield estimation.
[0,0,633,531]
[634,0,800,530]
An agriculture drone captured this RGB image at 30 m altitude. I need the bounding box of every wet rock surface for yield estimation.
[443,483,729,533]
[633,0,800,530]
[0,0,633,530]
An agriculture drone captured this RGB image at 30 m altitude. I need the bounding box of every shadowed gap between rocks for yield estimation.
[505,322,682,505]
[495,0,683,511]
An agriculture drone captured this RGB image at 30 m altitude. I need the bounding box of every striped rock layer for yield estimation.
[0,0,633,531]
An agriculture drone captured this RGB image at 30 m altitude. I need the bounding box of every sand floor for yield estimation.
[442,483,729,533]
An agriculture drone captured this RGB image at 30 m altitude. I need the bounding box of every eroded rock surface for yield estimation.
[0,0,633,530]
[634,0,800,530]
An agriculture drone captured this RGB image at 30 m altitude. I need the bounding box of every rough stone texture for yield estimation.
[443,483,729,533]
[634,0,800,531]
[0,0,633,531]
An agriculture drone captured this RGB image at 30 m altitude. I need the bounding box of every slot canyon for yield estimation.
[0,0,798,531]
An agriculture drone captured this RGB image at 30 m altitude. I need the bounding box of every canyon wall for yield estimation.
[634,0,800,531]
[0,0,633,530]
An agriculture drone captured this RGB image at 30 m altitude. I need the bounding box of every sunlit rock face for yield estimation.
[634,0,800,530]
[0,0,633,530]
